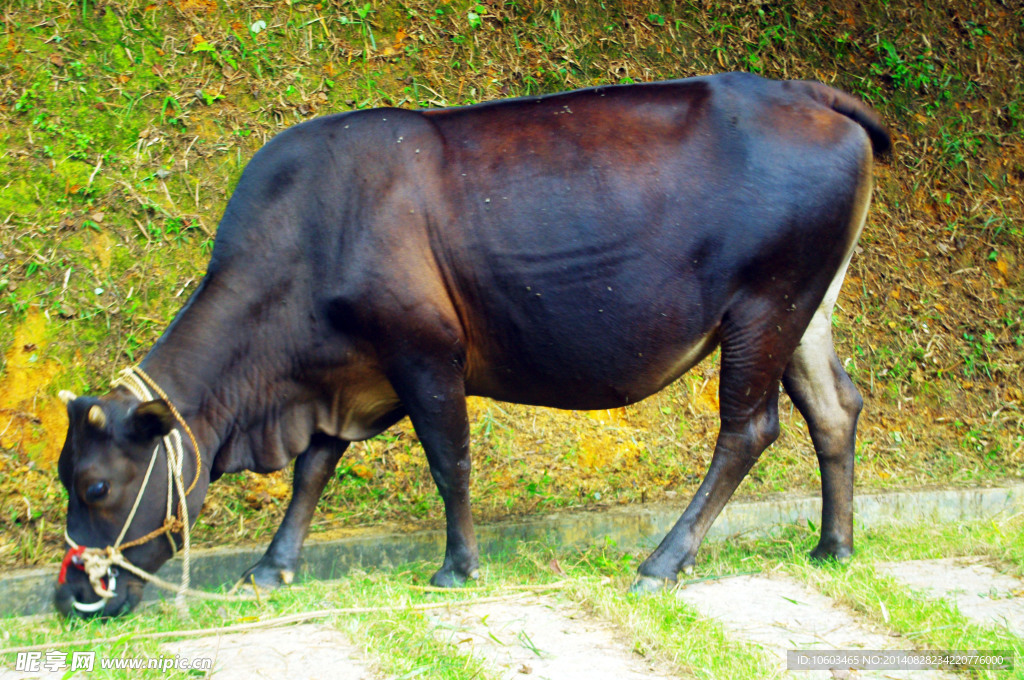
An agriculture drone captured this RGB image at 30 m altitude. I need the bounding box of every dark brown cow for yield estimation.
[55,72,889,617]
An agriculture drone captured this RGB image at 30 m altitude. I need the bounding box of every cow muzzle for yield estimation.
[55,546,140,618]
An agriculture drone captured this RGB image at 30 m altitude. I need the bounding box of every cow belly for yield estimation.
[466,318,719,410]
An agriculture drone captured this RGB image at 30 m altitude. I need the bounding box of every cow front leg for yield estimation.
[631,326,785,593]
[388,360,478,587]
[238,435,348,589]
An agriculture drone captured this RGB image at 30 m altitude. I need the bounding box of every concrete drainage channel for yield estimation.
[2,485,1020,617]
[1,485,1021,680]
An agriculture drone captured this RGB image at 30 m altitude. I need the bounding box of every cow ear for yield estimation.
[127,400,175,441]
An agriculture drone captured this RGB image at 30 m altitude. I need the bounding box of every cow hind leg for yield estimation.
[237,435,348,589]
[783,178,867,562]
[783,297,862,563]
[631,313,790,593]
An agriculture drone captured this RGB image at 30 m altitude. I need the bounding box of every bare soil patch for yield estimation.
[429,594,678,680]
[674,573,956,679]
[875,557,1024,638]
[160,623,381,680]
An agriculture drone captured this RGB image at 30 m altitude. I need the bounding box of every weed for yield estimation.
[467,4,486,30]
[871,39,937,93]
[338,2,377,51]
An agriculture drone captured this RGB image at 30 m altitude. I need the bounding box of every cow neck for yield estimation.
[134,269,310,474]
[135,322,276,473]
[133,277,215,419]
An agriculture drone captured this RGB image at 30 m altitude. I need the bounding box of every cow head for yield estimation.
[54,389,206,618]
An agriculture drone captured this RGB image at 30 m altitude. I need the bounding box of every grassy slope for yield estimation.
[0,0,1022,569]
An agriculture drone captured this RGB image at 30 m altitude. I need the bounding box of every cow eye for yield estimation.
[85,481,110,503]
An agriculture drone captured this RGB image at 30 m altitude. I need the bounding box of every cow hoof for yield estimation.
[236,563,295,592]
[429,566,478,588]
[809,543,853,564]
[628,575,676,596]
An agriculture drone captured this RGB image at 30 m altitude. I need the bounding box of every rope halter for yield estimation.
[60,366,202,613]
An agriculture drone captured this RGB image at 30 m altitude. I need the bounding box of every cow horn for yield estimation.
[88,405,107,429]
[58,390,78,405]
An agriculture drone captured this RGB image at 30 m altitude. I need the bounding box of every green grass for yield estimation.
[3,513,1021,678]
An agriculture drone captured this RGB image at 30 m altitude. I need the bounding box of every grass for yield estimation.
[2,513,1022,678]
[558,549,780,679]
[0,0,1023,572]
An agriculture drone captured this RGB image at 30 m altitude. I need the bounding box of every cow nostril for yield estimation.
[85,480,110,503]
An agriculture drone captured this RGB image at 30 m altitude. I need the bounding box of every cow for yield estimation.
[54,72,890,617]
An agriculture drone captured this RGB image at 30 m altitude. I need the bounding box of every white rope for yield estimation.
[62,539,251,604]
[166,428,191,608]
[114,442,161,548]
[164,426,178,559]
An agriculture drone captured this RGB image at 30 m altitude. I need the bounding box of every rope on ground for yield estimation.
[407,580,572,594]
[109,554,258,603]
[0,581,570,656]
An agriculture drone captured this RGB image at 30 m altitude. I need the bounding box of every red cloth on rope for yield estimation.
[58,545,86,585]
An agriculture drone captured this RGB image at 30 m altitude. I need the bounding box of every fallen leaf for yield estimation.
[350,463,374,480]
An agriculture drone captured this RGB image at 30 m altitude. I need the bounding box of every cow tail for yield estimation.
[795,81,892,158]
